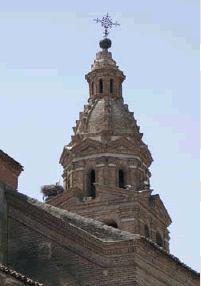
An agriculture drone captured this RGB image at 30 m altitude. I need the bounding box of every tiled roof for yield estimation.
[26,196,139,242]
[141,237,200,277]
[0,264,44,286]
[5,187,139,242]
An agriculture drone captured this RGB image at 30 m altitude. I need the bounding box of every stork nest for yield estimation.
[41,184,64,196]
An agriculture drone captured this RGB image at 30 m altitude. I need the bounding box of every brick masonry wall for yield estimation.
[7,203,139,286]
[4,189,199,286]
[7,214,199,286]
[0,151,23,191]
[0,162,18,190]
[135,239,199,286]
[7,217,141,286]
[50,186,171,251]
[0,182,8,265]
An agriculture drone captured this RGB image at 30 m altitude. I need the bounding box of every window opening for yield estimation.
[119,169,125,189]
[110,79,113,93]
[144,225,150,238]
[92,81,94,95]
[119,81,122,96]
[156,232,163,247]
[89,170,96,198]
[67,179,70,190]
[99,79,103,93]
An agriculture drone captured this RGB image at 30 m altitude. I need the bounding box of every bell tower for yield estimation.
[46,15,172,252]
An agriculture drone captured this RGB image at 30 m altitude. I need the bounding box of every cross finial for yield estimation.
[94,13,120,38]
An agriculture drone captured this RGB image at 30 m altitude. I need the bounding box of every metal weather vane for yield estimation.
[94,13,120,38]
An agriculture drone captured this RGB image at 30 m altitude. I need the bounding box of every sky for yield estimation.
[0,0,199,272]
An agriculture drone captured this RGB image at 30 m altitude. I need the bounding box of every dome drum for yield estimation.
[86,69,125,100]
[62,152,151,194]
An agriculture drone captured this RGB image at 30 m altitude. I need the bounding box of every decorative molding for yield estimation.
[72,153,141,162]
[96,164,105,167]
[121,218,135,222]
[75,168,84,172]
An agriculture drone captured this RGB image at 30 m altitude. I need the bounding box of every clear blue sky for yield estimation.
[0,1,199,272]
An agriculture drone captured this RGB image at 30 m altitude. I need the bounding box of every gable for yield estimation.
[136,191,172,227]
[107,137,140,153]
[72,138,102,154]
[149,194,172,226]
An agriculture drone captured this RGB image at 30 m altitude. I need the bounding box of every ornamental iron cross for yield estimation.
[94,13,120,38]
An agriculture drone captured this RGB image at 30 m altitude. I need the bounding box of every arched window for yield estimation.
[108,222,118,228]
[156,232,163,247]
[99,79,103,93]
[92,81,94,95]
[88,169,96,198]
[119,169,125,189]
[104,221,118,228]
[110,79,113,93]
[144,225,150,238]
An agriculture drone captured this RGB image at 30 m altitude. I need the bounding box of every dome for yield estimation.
[76,98,139,136]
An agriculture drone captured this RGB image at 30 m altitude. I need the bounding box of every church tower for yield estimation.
[46,17,172,252]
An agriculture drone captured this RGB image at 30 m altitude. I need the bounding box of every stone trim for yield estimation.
[121,218,135,222]
[72,153,141,162]
[75,167,84,171]
[129,165,137,169]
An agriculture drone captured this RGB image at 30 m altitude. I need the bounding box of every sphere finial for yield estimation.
[99,38,112,50]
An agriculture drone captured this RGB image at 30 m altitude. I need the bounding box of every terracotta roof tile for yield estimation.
[0,264,44,285]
